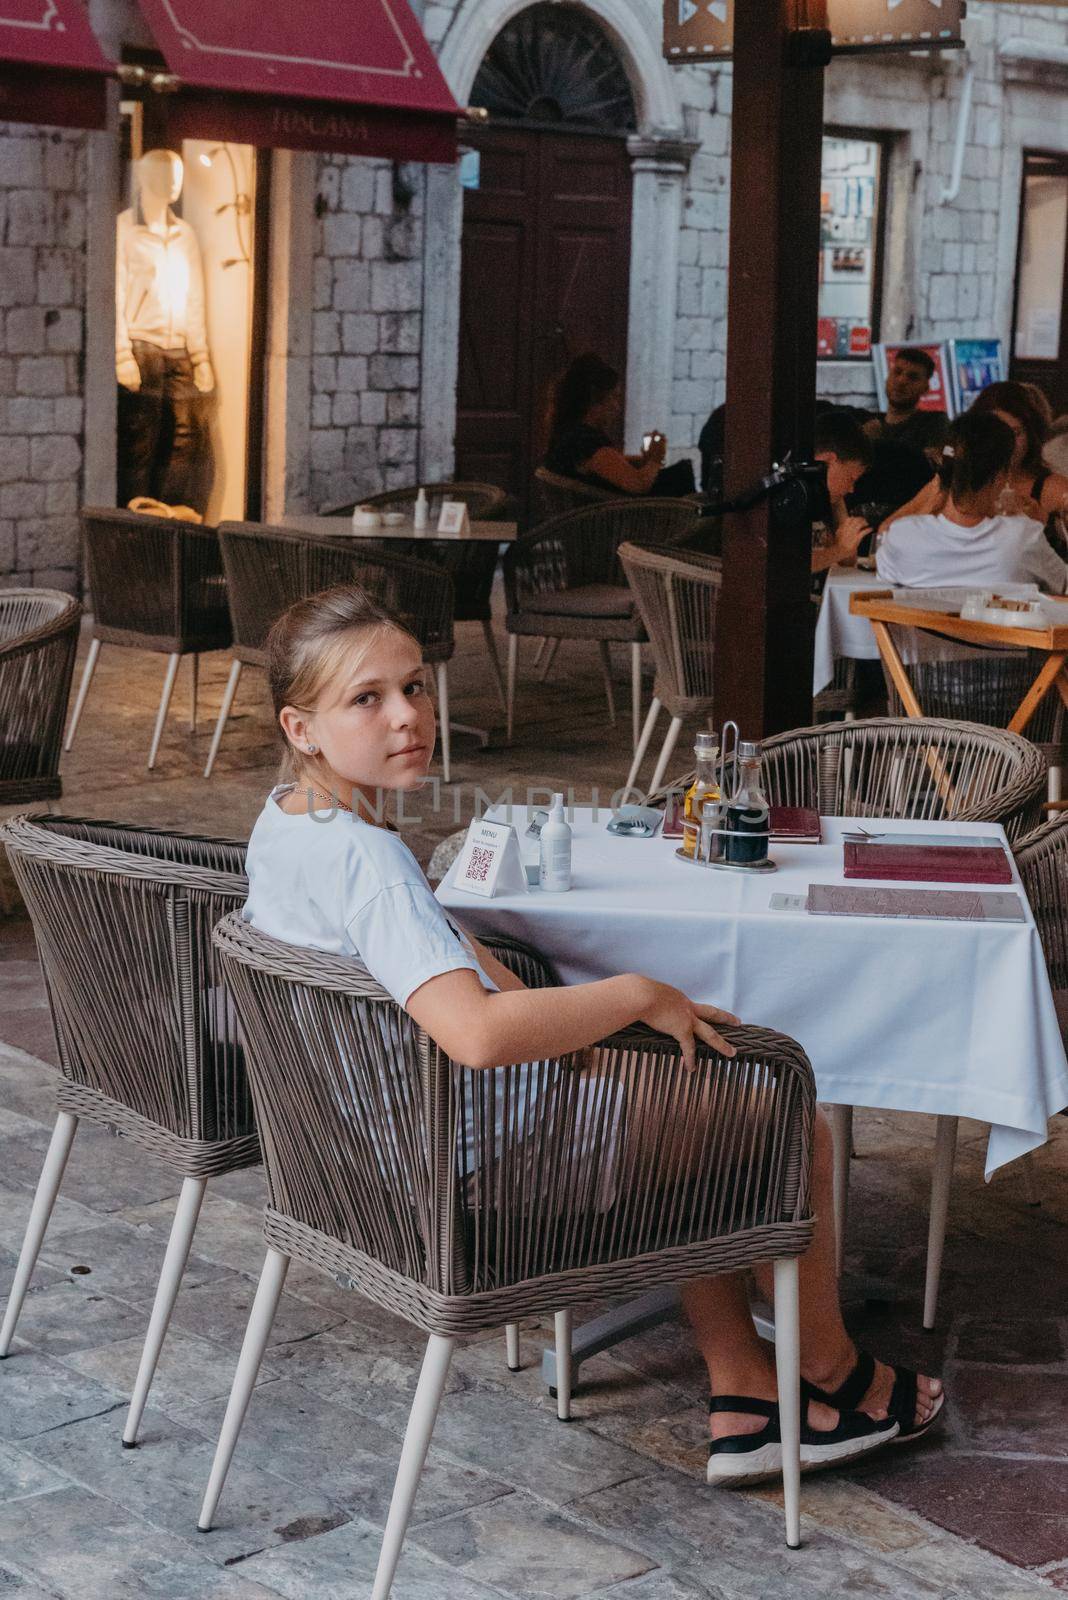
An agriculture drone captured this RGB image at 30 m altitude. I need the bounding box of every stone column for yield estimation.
[623,136,696,454]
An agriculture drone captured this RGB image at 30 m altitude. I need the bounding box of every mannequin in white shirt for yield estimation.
[877,411,1068,595]
[116,149,215,513]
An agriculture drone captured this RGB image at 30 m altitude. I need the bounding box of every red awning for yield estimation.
[135,0,460,162]
[0,0,111,129]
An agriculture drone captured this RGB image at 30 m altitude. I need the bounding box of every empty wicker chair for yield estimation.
[205,523,456,781]
[66,507,231,770]
[0,589,81,808]
[883,651,1067,776]
[619,543,721,796]
[1015,812,1068,1049]
[198,914,816,1582]
[533,466,617,519]
[504,499,703,749]
[0,815,253,1447]
[323,481,508,523]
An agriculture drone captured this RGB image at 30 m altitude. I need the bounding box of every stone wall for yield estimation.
[0,124,86,592]
[307,156,427,510]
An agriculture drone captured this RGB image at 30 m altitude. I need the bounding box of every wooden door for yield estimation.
[1011,152,1068,415]
[456,127,632,522]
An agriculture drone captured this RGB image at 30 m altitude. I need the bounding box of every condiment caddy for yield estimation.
[675,720,778,873]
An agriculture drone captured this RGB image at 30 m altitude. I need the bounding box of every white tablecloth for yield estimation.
[812,569,1035,694]
[439,810,1068,1178]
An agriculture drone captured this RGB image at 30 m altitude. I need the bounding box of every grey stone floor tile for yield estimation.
[0,1485,297,1599]
[186,1377,513,1528]
[410,1494,658,1598]
[0,1124,181,1213]
[0,1243,66,1302]
[263,1324,470,1437]
[0,1043,58,1123]
[236,1511,519,1599]
[117,1193,269,1280]
[37,1219,231,1300]
[142,1270,349,1353]
[0,1347,124,1441]
[0,1183,103,1254]
[0,1438,69,1502]
[0,1282,153,1360]
[60,1327,278,1413]
[22,1405,350,1569]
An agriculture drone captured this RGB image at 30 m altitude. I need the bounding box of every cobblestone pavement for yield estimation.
[1,611,1067,1598]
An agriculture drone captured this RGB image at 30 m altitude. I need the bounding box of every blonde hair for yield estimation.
[266,584,421,783]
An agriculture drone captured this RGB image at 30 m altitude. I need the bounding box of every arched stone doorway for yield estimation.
[455,4,637,513]
[420,0,692,508]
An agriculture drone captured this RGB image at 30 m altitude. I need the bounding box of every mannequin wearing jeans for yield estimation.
[116,149,215,515]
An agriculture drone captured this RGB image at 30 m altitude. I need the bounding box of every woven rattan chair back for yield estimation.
[506,498,703,610]
[534,466,616,518]
[2,814,255,1167]
[324,482,509,522]
[81,507,230,654]
[884,652,1064,752]
[759,718,1046,840]
[619,543,721,714]
[210,910,815,1319]
[217,521,455,665]
[0,590,81,806]
[1015,813,1068,993]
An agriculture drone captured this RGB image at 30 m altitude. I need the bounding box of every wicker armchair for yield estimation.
[618,543,721,796]
[883,651,1066,767]
[0,814,251,1446]
[1015,813,1068,1053]
[323,481,508,522]
[66,508,232,770]
[503,499,704,748]
[206,522,456,781]
[198,916,816,1578]
[0,589,81,807]
[534,466,617,519]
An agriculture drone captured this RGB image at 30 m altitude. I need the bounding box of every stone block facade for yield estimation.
[0,124,86,591]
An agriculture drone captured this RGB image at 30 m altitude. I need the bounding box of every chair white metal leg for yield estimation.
[554,1310,573,1421]
[506,634,519,744]
[63,637,101,751]
[481,621,508,715]
[123,1176,207,1447]
[198,1247,290,1530]
[0,1111,78,1358]
[189,654,199,733]
[372,1334,455,1600]
[923,1115,957,1330]
[435,663,451,785]
[630,643,642,752]
[538,638,561,682]
[203,659,243,779]
[1049,765,1062,804]
[147,652,181,771]
[773,1257,802,1550]
[505,1323,520,1371]
[597,642,617,725]
[828,1104,852,1278]
[626,698,661,795]
[648,715,683,795]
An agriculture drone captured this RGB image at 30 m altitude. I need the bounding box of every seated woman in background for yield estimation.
[881,380,1068,533]
[877,411,1068,593]
[544,353,696,498]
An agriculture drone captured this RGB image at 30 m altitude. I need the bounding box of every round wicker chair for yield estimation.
[198,913,817,1577]
[0,589,81,808]
[0,814,252,1447]
[1015,811,1068,1056]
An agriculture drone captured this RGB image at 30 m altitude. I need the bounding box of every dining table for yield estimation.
[439,805,1068,1371]
[282,513,518,544]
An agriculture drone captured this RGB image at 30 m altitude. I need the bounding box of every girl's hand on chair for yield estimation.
[635,978,739,1070]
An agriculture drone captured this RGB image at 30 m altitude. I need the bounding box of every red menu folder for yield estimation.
[663,800,821,842]
[843,841,1013,884]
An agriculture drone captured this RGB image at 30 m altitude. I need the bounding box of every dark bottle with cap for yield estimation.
[725,739,770,865]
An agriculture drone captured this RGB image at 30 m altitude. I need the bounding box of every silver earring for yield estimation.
[306,744,318,754]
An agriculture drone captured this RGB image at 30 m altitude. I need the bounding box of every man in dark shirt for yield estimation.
[864,347,949,462]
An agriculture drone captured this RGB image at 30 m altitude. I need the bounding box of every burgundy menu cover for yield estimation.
[843,841,1013,884]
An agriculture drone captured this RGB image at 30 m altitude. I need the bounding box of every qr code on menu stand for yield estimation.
[467,845,494,883]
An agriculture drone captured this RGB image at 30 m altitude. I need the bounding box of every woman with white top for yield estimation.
[877,412,1068,594]
[241,584,943,1487]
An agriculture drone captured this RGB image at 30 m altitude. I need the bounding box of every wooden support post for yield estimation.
[714,0,830,738]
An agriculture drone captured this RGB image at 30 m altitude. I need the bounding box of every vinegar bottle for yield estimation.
[682,731,720,859]
[725,740,770,865]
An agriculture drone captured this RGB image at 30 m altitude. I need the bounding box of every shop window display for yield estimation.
[817,133,885,362]
[116,123,257,523]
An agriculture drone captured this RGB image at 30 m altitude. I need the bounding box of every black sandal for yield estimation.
[707,1383,898,1487]
[808,1350,945,1444]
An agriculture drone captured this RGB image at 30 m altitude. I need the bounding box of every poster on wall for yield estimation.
[947,338,1005,414]
[872,342,954,417]
[818,136,880,360]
